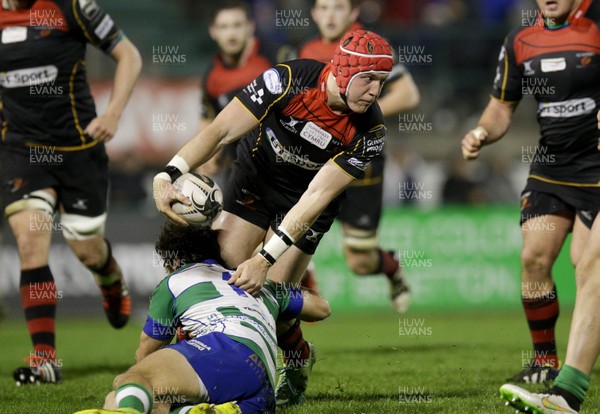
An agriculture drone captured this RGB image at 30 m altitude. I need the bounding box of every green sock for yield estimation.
[115,382,153,414]
[554,365,590,402]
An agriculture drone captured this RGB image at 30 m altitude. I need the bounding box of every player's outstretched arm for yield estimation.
[377,72,420,117]
[153,99,258,225]
[134,332,172,363]
[299,288,331,322]
[461,97,517,160]
[85,38,142,142]
[229,160,354,295]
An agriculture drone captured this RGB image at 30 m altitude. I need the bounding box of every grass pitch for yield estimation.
[1,310,599,413]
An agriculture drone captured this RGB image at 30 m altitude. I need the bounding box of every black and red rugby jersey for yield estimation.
[0,0,123,150]
[235,59,386,194]
[492,0,600,185]
[201,39,272,119]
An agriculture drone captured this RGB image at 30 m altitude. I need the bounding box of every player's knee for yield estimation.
[521,248,554,278]
[345,253,375,275]
[575,254,600,290]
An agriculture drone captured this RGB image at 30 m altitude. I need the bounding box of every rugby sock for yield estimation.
[551,365,589,411]
[91,239,121,286]
[89,240,130,329]
[115,383,153,414]
[278,319,310,367]
[19,266,57,362]
[522,284,559,367]
[376,249,399,279]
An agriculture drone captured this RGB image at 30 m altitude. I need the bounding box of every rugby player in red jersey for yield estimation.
[1,0,141,384]
[461,0,600,389]
[198,0,272,186]
[300,0,420,314]
[154,29,393,407]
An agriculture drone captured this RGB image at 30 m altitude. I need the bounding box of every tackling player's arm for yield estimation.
[229,160,355,294]
[135,332,171,362]
[377,72,420,117]
[298,287,331,322]
[153,98,259,225]
[85,38,142,142]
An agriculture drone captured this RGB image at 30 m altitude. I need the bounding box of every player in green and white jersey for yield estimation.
[75,223,330,414]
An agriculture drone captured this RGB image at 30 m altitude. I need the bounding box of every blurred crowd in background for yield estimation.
[87,0,544,211]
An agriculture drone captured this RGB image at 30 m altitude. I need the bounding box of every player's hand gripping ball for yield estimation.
[171,172,223,226]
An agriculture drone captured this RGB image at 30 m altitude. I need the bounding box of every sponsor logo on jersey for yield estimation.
[300,122,332,149]
[94,15,114,40]
[1,26,27,44]
[523,60,535,76]
[263,68,283,94]
[305,228,324,244]
[538,98,595,118]
[246,80,265,105]
[266,128,322,170]
[540,57,566,72]
[279,116,303,133]
[0,65,58,88]
[346,157,367,171]
[364,127,386,154]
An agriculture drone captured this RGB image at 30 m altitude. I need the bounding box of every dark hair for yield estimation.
[155,222,224,270]
[210,0,252,24]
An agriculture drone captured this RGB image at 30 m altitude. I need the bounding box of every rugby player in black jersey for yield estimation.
[500,111,600,414]
[0,0,141,384]
[461,0,600,390]
[299,0,420,315]
[154,29,393,407]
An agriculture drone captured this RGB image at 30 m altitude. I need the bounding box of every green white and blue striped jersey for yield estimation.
[143,260,304,387]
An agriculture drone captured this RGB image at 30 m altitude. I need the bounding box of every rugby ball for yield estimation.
[171,172,223,226]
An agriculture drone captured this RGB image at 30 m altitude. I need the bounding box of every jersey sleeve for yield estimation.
[235,64,293,123]
[332,122,387,179]
[491,33,522,102]
[68,0,124,53]
[142,278,177,341]
[262,280,304,320]
[387,62,407,83]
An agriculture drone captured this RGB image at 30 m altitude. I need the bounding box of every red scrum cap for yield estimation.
[331,29,394,96]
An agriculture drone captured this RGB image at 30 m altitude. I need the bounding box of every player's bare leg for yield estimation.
[7,188,62,384]
[66,231,130,329]
[342,223,410,313]
[509,213,571,384]
[500,217,599,414]
[213,211,267,268]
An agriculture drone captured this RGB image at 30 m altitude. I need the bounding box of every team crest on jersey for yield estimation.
[263,68,283,94]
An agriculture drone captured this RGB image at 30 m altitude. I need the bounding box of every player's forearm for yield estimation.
[299,288,331,322]
[281,162,353,240]
[378,75,420,117]
[475,97,517,145]
[105,38,142,119]
[135,332,169,362]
